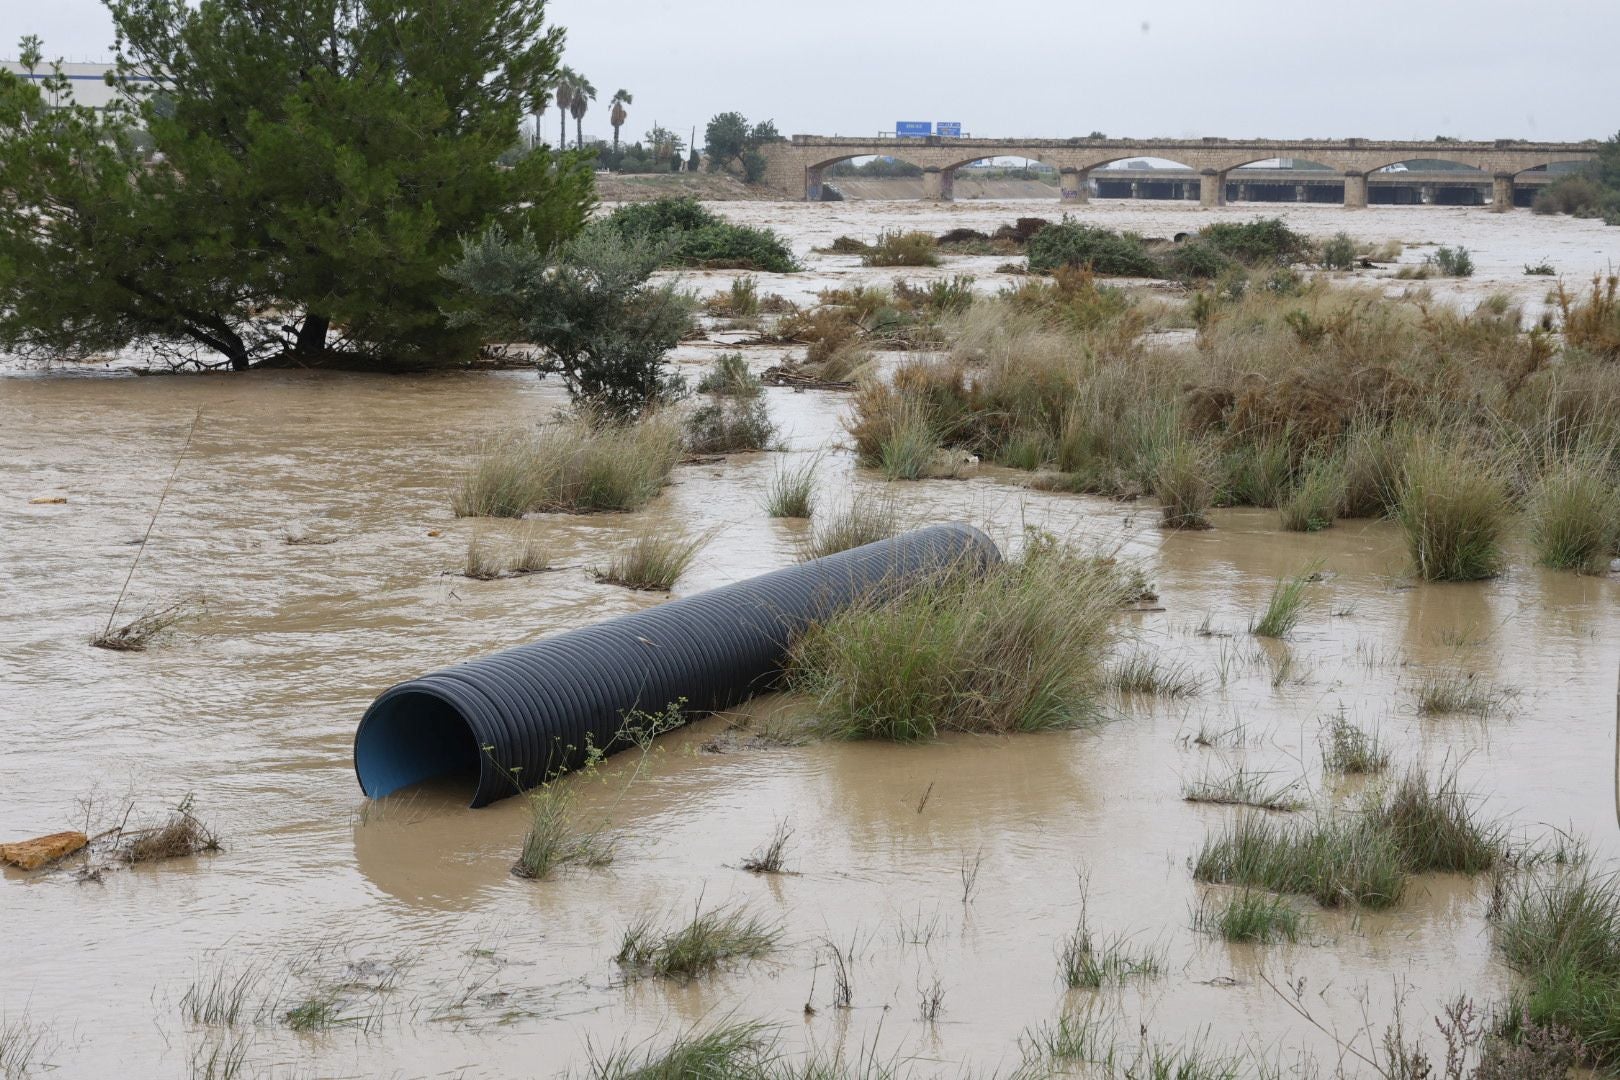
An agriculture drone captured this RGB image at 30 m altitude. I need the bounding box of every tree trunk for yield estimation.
[295,313,330,356]
[575,116,583,151]
[560,111,567,152]
[612,125,620,153]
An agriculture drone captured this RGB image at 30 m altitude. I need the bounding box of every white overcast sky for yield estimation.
[3,0,1617,144]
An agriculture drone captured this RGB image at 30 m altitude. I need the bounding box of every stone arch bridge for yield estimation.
[760,135,1598,210]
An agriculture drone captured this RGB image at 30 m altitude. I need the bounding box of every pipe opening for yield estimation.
[354,690,480,800]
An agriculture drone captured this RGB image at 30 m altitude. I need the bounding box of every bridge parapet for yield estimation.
[761,135,1598,208]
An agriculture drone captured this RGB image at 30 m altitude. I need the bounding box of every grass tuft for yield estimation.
[1194,765,1505,909]
[1106,647,1204,698]
[1279,456,1342,532]
[616,904,781,980]
[452,414,682,517]
[1194,889,1303,943]
[1249,566,1316,639]
[763,459,817,519]
[1154,436,1218,529]
[511,780,616,880]
[789,543,1127,741]
[595,528,705,591]
[1182,766,1304,812]
[1529,451,1620,574]
[1412,668,1510,717]
[1058,924,1163,989]
[796,495,898,561]
[1321,712,1390,774]
[585,1019,777,1079]
[1394,438,1511,581]
[740,820,792,874]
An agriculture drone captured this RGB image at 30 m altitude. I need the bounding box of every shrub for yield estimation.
[1430,245,1475,277]
[788,544,1128,740]
[1528,450,1620,574]
[1162,239,1231,281]
[860,230,940,268]
[452,414,683,517]
[797,495,898,560]
[1026,220,1162,277]
[602,197,799,272]
[1557,276,1620,359]
[448,225,694,419]
[595,528,705,591]
[694,353,761,397]
[1319,232,1357,270]
[1394,438,1512,581]
[685,395,775,453]
[1198,218,1312,264]
[1154,436,1218,529]
[1533,172,1610,216]
[763,459,817,518]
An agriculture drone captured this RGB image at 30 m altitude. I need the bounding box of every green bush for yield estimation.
[1318,232,1357,270]
[1198,218,1312,264]
[1431,245,1475,278]
[447,225,693,419]
[603,197,799,273]
[1026,220,1161,277]
[1162,239,1231,281]
[859,231,940,268]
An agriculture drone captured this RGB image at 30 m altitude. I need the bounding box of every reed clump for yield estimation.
[452,414,682,517]
[788,542,1128,741]
[595,528,705,591]
[1528,450,1620,574]
[763,459,817,519]
[1394,438,1512,581]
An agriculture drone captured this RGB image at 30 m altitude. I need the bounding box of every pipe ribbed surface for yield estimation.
[354,523,1000,807]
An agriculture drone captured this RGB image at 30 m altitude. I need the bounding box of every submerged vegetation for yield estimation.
[1194,767,1505,909]
[601,197,799,273]
[616,904,780,980]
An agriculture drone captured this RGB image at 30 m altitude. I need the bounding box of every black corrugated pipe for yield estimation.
[354,523,1000,807]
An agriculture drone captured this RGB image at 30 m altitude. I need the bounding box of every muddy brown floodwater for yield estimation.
[3,199,1620,1077]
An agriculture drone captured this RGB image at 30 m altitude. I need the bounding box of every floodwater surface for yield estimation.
[3,200,1620,1077]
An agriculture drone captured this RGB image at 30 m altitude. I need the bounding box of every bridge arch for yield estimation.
[805,152,935,201]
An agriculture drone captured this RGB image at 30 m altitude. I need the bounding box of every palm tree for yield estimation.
[554,66,578,151]
[569,74,597,150]
[529,74,557,150]
[609,89,632,154]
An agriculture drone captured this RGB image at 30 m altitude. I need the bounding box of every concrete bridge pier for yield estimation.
[1343,172,1368,209]
[805,165,824,202]
[1492,173,1515,212]
[921,167,955,201]
[1199,170,1226,208]
[1060,167,1088,203]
